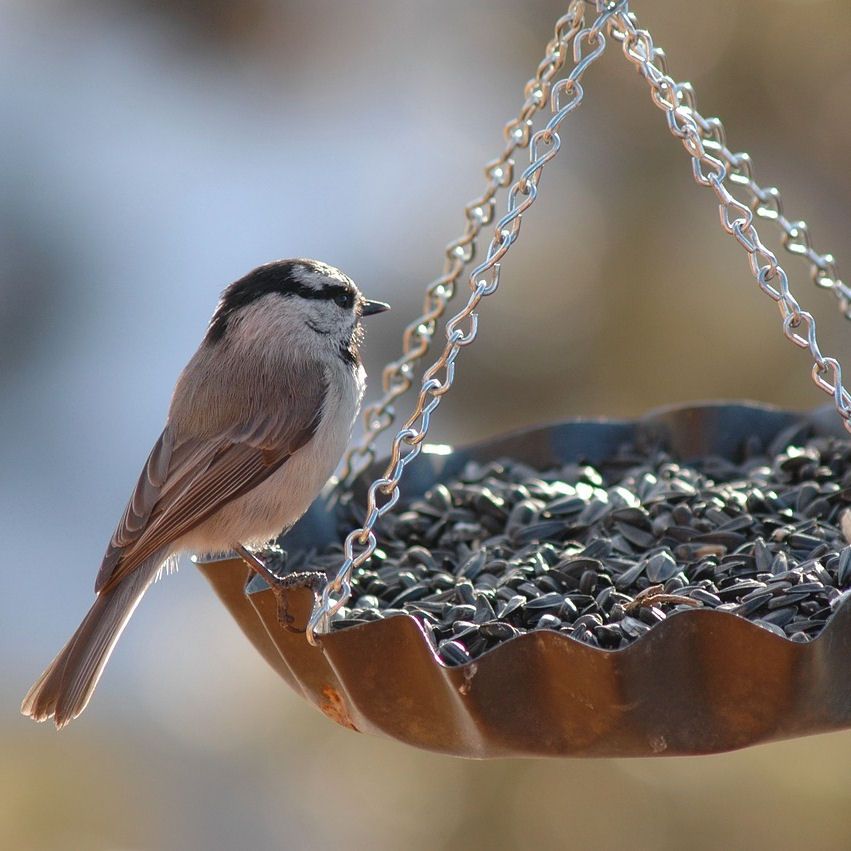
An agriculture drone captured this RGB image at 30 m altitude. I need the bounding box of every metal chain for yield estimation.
[339,0,589,484]
[674,86,851,318]
[306,2,621,644]
[307,0,851,643]
[606,8,851,430]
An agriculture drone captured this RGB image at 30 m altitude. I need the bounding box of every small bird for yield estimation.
[22,258,389,728]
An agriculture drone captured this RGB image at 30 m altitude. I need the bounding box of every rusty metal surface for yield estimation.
[196,402,851,757]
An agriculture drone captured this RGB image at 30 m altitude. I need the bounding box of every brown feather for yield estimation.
[95,356,327,594]
[22,551,167,727]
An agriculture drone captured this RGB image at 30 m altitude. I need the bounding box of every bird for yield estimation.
[22,258,389,728]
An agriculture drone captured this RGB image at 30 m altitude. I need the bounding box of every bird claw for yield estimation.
[235,544,327,633]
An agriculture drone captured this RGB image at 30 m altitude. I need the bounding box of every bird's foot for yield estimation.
[234,544,327,633]
[234,544,283,588]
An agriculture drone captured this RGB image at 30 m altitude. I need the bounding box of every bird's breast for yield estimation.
[185,362,366,552]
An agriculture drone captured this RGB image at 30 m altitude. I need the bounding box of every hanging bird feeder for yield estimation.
[196,0,851,757]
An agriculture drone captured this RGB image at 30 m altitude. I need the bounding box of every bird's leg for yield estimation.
[234,543,327,633]
[234,544,282,589]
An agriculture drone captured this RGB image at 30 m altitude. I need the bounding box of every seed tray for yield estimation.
[196,402,851,757]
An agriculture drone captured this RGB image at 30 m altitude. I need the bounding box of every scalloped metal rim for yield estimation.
[196,401,851,757]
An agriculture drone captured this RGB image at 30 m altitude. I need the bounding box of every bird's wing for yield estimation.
[95,365,328,594]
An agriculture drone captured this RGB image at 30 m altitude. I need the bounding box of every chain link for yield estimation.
[671,85,851,319]
[306,3,623,644]
[306,0,850,643]
[606,8,851,428]
[339,0,589,483]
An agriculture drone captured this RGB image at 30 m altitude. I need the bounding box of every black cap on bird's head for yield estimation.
[206,258,389,345]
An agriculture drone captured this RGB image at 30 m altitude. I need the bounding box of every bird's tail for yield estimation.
[21,552,166,728]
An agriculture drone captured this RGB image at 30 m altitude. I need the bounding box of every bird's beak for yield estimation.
[361,299,391,316]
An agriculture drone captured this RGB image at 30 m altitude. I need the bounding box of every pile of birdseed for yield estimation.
[281,423,851,665]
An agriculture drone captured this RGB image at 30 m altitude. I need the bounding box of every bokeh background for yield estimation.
[3,0,851,848]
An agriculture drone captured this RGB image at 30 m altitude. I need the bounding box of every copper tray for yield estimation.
[195,402,851,757]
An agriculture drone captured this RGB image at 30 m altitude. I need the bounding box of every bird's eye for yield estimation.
[334,292,353,309]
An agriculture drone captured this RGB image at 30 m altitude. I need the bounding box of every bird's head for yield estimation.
[206,259,389,366]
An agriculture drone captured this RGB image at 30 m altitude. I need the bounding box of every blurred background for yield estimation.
[2,0,851,848]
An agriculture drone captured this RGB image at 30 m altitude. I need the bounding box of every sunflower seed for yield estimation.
[325,430,851,663]
[438,640,472,665]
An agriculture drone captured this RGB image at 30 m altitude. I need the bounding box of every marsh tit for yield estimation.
[22,258,389,728]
